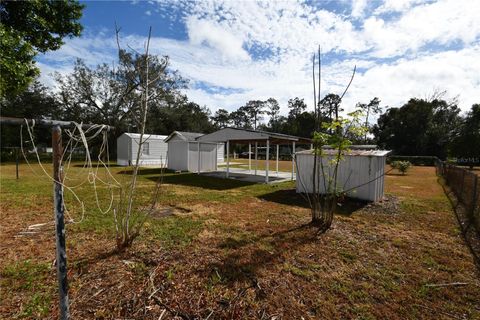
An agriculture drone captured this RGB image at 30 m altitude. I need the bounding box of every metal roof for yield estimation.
[164,131,205,142]
[122,132,168,140]
[197,127,312,144]
[296,148,391,157]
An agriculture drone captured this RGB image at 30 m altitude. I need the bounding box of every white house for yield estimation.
[295,147,391,202]
[117,133,168,166]
[164,131,224,172]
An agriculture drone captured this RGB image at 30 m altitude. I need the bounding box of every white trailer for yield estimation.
[117,133,168,166]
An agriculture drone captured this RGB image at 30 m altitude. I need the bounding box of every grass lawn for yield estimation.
[1,163,479,319]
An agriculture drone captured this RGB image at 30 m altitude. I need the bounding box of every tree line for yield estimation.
[0,0,478,162]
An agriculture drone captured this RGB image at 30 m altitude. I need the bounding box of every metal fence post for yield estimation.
[15,147,19,180]
[472,175,478,216]
[52,125,70,320]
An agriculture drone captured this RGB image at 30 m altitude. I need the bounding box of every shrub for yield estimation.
[391,160,412,175]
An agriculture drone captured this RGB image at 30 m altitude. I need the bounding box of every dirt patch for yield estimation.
[151,205,192,219]
[361,195,402,215]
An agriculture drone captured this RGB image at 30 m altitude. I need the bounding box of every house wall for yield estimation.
[200,143,217,172]
[167,141,188,171]
[295,154,386,202]
[117,134,168,166]
[130,137,168,166]
[186,142,218,172]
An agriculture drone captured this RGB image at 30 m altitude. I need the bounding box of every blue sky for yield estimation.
[37,0,480,117]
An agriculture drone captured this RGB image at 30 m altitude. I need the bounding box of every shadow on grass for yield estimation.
[143,172,256,190]
[203,224,318,285]
[258,189,368,216]
[117,168,175,175]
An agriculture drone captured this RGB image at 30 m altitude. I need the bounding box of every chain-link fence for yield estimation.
[436,160,480,234]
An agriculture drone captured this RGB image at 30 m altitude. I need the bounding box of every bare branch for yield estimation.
[338,65,356,101]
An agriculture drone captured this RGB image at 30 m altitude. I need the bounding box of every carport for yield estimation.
[197,128,311,183]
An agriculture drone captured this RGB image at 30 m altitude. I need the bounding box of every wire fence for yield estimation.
[436,159,480,234]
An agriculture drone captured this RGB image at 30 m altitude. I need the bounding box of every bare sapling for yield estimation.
[302,46,366,232]
[113,26,165,251]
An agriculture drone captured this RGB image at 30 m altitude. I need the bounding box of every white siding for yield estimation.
[117,133,168,166]
[200,143,217,172]
[217,143,225,164]
[188,142,198,172]
[295,154,387,202]
[167,141,188,171]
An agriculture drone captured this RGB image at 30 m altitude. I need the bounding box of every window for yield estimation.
[141,142,150,155]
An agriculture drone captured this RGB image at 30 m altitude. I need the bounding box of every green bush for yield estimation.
[390,160,412,175]
[386,156,437,166]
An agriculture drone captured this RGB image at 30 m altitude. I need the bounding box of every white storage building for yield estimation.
[295,147,390,202]
[117,133,168,166]
[165,131,224,172]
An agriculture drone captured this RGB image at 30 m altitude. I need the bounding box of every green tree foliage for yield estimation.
[230,106,252,129]
[243,100,265,129]
[265,98,280,131]
[211,108,231,129]
[284,98,314,137]
[373,98,460,159]
[450,104,480,168]
[148,100,214,134]
[319,93,342,127]
[356,97,382,143]
[55,52,187,136]
[0,80,58,147]
[0,0,84,97]
[287,97,307,118]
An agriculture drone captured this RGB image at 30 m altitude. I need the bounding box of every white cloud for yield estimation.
[351,0,368,18]
[36,0,480,122]
[186,16,250,62]
[342,45,480,113]
[364,0,480,57]
[374,0,425,14]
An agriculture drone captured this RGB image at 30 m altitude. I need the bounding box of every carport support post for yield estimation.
[248,143,251,172]
[276,144,279,176]
[197,142,201,174]
[265,139,270,183]
[255,142,258,176]
[52,125,70,320]
[291,141,295,180]
[226,140,230,178]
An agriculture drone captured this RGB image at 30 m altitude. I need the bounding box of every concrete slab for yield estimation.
[201,167,295,184]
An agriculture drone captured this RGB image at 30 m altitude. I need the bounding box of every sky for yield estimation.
[37,0,480,118]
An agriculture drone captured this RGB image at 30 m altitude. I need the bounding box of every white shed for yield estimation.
[117,133,168,166]
[165,131,224,172]
[295,147,390,202]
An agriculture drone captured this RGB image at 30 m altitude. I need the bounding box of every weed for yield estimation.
[2,260,50,290]
[339,250,357,263]
[283,263,315,279]
[148,215,204,248]
[20,292,51,318]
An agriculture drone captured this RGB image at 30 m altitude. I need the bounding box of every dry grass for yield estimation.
[1,164,479,319]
